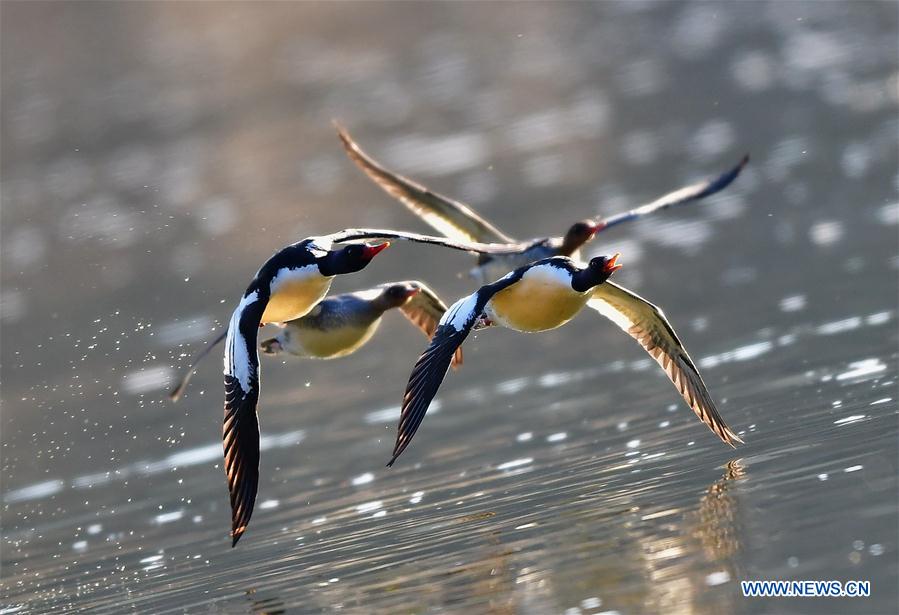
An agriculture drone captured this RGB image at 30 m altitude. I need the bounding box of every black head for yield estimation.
[378,282,421,309]
[571,253,622,292]
[318,242,390,276]
[560,219,600,255]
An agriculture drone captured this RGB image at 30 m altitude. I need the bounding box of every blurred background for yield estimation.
[1,2,897,613]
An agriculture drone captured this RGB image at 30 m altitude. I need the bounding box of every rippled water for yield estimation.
[2,2,897,613]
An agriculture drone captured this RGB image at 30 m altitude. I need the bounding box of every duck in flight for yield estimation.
[388,254,743,467]
[221,228,521,545]
[260,280,463,367]
[336,125,748,282]
[168,280,461,402]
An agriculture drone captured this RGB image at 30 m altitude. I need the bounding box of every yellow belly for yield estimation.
[262,273,333,324]
[296,321,379,359]
[488,277,589,332]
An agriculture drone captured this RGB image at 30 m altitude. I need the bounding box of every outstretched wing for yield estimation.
[329,228,524,255]
[391,281,463,368]
[336,125,516,244]
[169,330,227,402]
[588,282,742,446]
[222,290,268,546]
[389,273,520,466]
[599,155,749,232]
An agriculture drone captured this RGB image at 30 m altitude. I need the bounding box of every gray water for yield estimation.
[2,2,897,613]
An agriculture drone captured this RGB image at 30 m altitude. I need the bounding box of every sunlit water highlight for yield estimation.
[2,2,897,614]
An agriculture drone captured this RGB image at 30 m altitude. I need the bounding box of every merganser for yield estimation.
[387,254,742,466]
[260,281,462,367]
[168,281,461,402]
[221,228,521,545]
[336,125,748,282]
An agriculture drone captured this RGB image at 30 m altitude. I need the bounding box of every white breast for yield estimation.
[520,263,575,287]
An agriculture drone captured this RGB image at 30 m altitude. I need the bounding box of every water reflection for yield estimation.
[247,590,287,615]
[693,460,746,563]
[197,453,752,613]
[562,459,748,615]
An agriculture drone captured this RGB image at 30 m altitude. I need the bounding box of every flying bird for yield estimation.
[260,280,463,367]
[168,280,461,402]
[388,254,742,466]
[336,125,748,282]
[220,229,519,546]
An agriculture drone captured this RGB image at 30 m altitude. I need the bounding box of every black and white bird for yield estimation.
[388,254,743,466]
[260,280,463,367]
[337,125,748,282]
[221,229,519,545]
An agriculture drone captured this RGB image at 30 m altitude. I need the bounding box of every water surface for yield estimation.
[2,2,897,613]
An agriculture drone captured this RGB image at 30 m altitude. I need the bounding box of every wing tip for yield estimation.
[169,372,194,402]
[168,385,184,402]
[334,122,361,155]
[719,426,744,448]
[387,436,412,467]
[231,525,247,547]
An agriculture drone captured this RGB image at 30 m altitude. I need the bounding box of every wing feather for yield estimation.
[336,125,515,244]
[329,228,523,255]
[394,281,463,368]
[588,282,742,446]
[389,325,467,466]
[599,155,748,231]
[222,291,267,546]
[387,275,518,466]
[169,330,227,401]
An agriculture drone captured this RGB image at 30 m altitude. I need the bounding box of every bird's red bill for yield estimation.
[604,252,623,274]
[363,242,390,258]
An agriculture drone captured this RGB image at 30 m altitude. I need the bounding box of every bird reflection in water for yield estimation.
[245,589,286,615]
[388,520,521,613]
[641,458,748,614]
[692,459,746,563]
[228,460,748,614]
[437,460,750,615]
[447,531,519,615]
